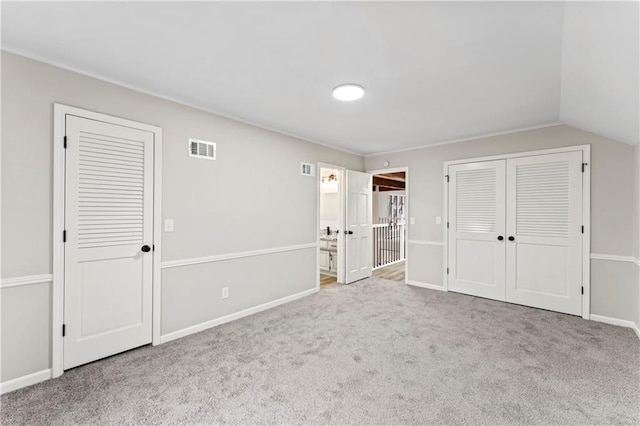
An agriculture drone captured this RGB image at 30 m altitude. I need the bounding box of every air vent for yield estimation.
[301,162,315,177]
[189,138,216,160]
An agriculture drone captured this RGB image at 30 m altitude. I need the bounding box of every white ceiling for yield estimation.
[2,2,637,154]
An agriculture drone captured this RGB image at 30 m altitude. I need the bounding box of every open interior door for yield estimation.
[345,170,373,283]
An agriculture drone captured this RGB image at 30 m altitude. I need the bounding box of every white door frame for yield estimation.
[443,144,591,319]
[317,163,346,285]
[52,104,163,378]
[366,166,409,284]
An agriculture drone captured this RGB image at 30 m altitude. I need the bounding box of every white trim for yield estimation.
[160,287,318,344]
[443,161,449,291]
[366,166,409,285]
[407,240,444,247]
[52,104,65,378]
[590,253,638,263]
[406,280,446,292]
[161,242,318,269]
[0,369,52,395]
[444,144,592,166]
[590,315,640,340]
[3,48,362,158]
[364,123,562,157]
[53,104,163,378]
[0,274,52,289]
[582,145,591,319]
[443,144,591,317]
[152,128,163,347]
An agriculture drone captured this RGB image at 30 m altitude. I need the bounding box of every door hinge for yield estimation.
[63,136,67,149]
[153,244,155,252]
[581,226,584,234]
[445,174,450,183]
[447,222,450,229]
[582,162,588,173]
[62,324,66,337]
[581,286,584,295]
[63,230,67,243]
[446,267,449,275]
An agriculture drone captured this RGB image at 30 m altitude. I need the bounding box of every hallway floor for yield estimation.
[373,261,405,282]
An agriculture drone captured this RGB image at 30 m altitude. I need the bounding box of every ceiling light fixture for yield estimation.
[332,84,365,101]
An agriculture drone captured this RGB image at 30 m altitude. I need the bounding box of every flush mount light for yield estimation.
[332,84,365,101]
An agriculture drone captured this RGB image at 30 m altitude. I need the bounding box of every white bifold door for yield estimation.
[345,170,373,283]
[448,151,583,316]
[64,115,154,369]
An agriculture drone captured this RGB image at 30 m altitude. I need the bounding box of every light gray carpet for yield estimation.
[2,277,639,425]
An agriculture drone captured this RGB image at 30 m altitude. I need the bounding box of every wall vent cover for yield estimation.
[189,138,216,160]
[301,162,315,177]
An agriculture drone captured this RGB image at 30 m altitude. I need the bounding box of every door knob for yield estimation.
[497,236,504,241]
[344,230,354,235]
[141,245,151,252]
[508,236,515,241]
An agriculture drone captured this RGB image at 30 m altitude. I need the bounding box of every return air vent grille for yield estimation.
[301,162,315,177]
[189,139,216,160]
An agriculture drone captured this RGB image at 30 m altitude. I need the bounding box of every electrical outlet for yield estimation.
[164,219,174,232]
[436,216,442,225]
[410,217,416,225]
[222,287,229,299]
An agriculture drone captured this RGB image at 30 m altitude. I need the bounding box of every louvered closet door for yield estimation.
[505,152,583,315]
[448,160,506,301]
[64,115,154,369]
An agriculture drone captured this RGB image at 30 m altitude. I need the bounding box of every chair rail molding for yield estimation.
[0,274,53,289]
[161,242,318,269]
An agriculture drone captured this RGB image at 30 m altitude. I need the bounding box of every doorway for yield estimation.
[371,170,407,283]
[319,167,342,287]
[52,104,162,377]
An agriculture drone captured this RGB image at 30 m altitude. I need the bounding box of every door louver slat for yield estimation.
[516,161,570,238]
[77,132,145,249]
[455,168,497,233]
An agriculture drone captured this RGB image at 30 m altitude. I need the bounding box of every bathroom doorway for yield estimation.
[318,165,344,287]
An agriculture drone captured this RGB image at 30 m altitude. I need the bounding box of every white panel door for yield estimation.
[64,115,154,369]
[505,152,583,315]
[448,160,506,301]
[345,170,372,283]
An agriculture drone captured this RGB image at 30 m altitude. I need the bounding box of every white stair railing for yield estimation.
[373,218,406,269]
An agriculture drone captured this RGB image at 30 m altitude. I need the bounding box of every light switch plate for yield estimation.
[222,287,229,299]
[164,219,174,232]
[436,216,442,225]
[410,217,416,225]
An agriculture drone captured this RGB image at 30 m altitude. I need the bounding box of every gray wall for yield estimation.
[1,51,363,382]
[365,125,638,321]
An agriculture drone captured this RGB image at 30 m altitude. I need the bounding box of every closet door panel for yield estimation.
[448,160,506,301]
[505,151,583,315]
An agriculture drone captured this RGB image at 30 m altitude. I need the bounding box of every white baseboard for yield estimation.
[0,369,52,395]
[590,314,640,340]
[160,287,319,344]
[406,280,446,291]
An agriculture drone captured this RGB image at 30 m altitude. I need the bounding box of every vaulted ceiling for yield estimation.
[2,2,638,155]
